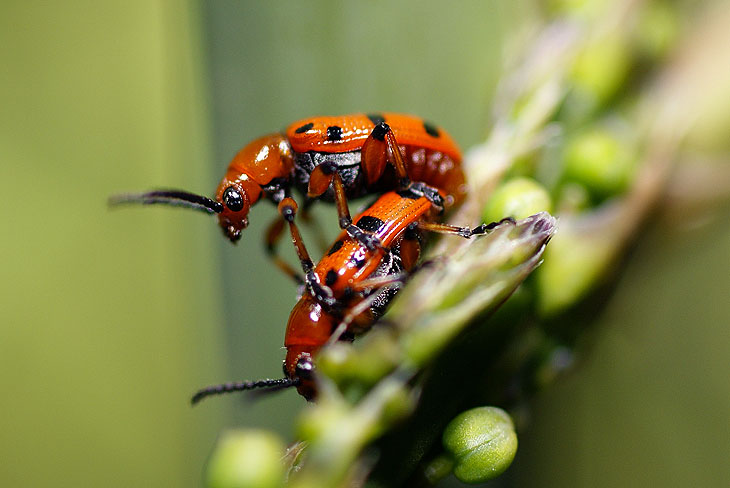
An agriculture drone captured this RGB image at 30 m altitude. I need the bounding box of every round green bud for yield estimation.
[535,225,613,316]
[315,342,352,382]
[206,429,286,488]
[570,34,631,108]
[544,0,609,18]
[296,399,353,442]
[636,1,680,61]
[483,177,552,224]
[555,182,591,214]
[442,406,518,483]
[423,455,455,485]
[562,128,635,200]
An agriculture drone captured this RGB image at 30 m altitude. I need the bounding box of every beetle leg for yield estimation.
[399,222,422,272]
[335,177,383,252]
[264,217,305,285]
[361,122,411,189]
[308,160,382,251]
[326,274,407,346]
[324,166,383,252]
[278,198,337,307]
[307,161,337,198]
[278,198,315,274]
[348,272,408,293]
[416,217,516,238]
[263,197,331,284]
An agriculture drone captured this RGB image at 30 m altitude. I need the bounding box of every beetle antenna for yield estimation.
[109,190,224,214]
[190,377,298,405]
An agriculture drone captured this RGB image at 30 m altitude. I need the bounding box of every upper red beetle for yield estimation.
[111,113,466,244]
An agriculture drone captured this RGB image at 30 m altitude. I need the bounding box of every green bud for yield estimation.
[562,128,636,200]
[543,0,611,22]
[505,150,539,179]
[544,0,610,19]
[423,455,455,485]
[535,224,614,316]
[545,0,588,15]
[482,177,552,224]
[315,342,353,383]
[570,34,631,109]
[636,1,680,61]
[206,430,286,488]
[555,182,591,214]
[296,400,349,442]
[442,406,518,484]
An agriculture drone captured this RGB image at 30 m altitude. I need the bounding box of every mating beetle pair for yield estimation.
[113,113,496,401]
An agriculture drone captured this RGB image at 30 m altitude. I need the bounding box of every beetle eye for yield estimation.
[223,187,244,212]
[295,356,314,379]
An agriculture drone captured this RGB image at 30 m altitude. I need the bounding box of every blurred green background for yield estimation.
[1,1,727,487]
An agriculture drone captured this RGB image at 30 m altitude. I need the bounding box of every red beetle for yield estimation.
[111,113,466,250]
[191,187,502,402]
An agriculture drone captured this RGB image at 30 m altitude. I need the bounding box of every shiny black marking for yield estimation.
[339,330,356,342]
[325,269,338,287]
[356,215,384,233]
[327,126,343,141]
[404,222,420,241]
[223,187,244,212]
[295,122,314,133]
[396,188,421,200]
[351,256,367,269]
[320,160,337,175]
[371,122,388,141]
[367,113,386,125]
[410,181,444,209]
[341,287,354,301]
[327,239,345,256]
[295,356,314,379]
[281,204,296,222]
[423,121,440,138]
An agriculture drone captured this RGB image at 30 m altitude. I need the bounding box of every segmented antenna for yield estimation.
[191,377,297,405]
[108,190,223,214]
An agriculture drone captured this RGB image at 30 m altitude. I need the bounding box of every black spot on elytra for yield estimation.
[327,125,343,141]
[325,269,338,287]
[404,222,420,240]
[327,239,345,256]
[356,215,384,232]
[351,256,367,269]
[423,121,440,138]
[367,113,386,125]
[295,122,314,133]
[397,188,421,200]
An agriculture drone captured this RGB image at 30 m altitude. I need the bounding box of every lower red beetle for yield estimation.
[191,185,508,402]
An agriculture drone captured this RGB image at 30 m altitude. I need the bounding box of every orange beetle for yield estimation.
[110,113,466,248]
[191,187,501,402]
